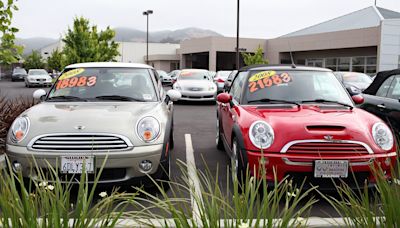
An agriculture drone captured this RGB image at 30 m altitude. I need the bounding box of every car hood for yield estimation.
[176,80,213,90]
[344,82,370,90]
[28,75,51,79]
[240,105,385,153]
[12,102,168,146]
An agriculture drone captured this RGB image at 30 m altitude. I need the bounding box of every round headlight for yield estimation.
[249,121,274,149]
[10,117,30,143]
[136,116,161,143]
[372,122,393,151]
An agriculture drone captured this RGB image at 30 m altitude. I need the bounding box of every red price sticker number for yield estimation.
[56,76,97,90]
[249,73,292,93]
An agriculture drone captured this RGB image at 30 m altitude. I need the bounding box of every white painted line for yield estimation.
[185,133,203,224]
[0,154,5,170]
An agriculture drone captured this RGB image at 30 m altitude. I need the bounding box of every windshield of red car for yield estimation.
[244,70,353,105]
[47,67,157,102]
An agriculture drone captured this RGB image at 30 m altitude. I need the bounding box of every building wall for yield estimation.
[378,19,400,71]
[180,37,266,71]
[266,27,381,64]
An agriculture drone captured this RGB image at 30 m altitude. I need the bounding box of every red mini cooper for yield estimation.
[216,65,397,189]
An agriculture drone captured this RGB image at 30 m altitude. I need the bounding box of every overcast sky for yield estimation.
[13,0,400,39]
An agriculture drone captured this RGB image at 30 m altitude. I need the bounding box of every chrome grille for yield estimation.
[29,134,132,152]
[286,142,370,154]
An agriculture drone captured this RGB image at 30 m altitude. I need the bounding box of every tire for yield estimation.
[231,137,247,185]
[216,117,224,150]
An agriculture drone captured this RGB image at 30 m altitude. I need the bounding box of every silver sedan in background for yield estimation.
[25,69,52,88]
[173,69,217,101]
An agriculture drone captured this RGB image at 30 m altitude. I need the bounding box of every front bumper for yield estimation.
[6,143,164,184]
[246,151,397,190]
[179,90,216,101]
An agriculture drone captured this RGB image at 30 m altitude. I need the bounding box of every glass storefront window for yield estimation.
[326,58,337,66]
[338,65,350,71]
[367,57,377,65]
[366,66,377,74]
[352,65,365,73]
[338,57,350,65]
[352,57,366,65]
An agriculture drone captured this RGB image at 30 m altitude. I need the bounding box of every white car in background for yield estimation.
[157,70,172,84]
[173,69,217,101]
[25,69,52,87]
[214,70,232,93]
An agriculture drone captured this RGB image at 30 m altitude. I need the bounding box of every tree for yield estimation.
[0,0,23,65]
[241,46,269,66]
[24,51,45,70]
[47,49,64,72]
[62,17,119,65]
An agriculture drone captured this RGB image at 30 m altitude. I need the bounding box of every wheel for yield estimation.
[216,117,224,150]
[231,137,247,185]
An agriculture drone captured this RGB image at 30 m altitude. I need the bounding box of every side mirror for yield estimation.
[33,89,47,100]
[217,93,232,104]
[166,89,181,102]
[352,95,364,105]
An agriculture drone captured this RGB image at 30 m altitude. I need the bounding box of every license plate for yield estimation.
[61,156,94,174]
[314,160,348,178]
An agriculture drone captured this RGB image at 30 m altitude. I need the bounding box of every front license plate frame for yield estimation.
[61,156,95,174]
[314,160,349,178]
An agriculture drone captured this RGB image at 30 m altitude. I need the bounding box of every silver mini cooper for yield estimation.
[6,62,181,186]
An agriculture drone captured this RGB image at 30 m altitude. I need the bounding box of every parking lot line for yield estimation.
[185,133,203,223]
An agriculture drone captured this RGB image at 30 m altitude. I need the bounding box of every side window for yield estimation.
[229,72,247,103]
[387,76,400,100]
[376,76,395,97]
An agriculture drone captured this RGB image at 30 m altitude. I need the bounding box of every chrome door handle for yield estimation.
[377,104,386,109]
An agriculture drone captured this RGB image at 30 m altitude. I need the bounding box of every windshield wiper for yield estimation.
[47,96,87,102]
[300,99,353,110]
[247,98,300,107]
[94,95,145,102]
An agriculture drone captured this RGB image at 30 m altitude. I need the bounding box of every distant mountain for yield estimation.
[16,27,222,55]
[113,27,223,43]
[15,37,57,55]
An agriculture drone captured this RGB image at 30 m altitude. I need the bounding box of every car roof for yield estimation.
[239,64,332,72]
[65,62,153,69]
[181,69,208,72]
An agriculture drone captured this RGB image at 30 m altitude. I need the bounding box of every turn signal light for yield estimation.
[143,131,152,141]
[15,131,24,141]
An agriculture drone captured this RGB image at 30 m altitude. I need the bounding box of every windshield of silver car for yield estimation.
[47,67,157,102]
[178,70,210,80]
[243,70,353,106]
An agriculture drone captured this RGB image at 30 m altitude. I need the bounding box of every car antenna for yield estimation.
[288,41,296,68]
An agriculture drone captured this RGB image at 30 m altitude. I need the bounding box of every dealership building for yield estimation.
[40,6,400,74]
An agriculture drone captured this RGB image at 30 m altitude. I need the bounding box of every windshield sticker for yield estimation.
[248,71,276,82]
[56,76,97,90]
[59,68,85,80]
[249,72,292,93]
[143,94,152,100]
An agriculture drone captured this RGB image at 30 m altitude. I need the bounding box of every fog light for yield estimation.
[139,160,152,172]
[12,162,22,172]
[385,157,391,166]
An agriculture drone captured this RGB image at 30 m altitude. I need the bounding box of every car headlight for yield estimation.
[249,121,274,149]
[372,123,394,151]
[136,116,161,143]
[10,117,30,143]
[349,86,361,94]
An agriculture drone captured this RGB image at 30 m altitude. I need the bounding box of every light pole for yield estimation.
[143,10,153,65]
[236,0,240,70]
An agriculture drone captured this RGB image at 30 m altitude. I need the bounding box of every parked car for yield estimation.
[25,69,52,87]
[224,70,238,92]
[216,65,396,190]
[172,69,217,101]
[214,71,232,93]
[169,70,181,84]
[6,62,181,187]
[359,68,400,139]
[11,67,28,82]
[157,70,172,85]
[334,72,373,95]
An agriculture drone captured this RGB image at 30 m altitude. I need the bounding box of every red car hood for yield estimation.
[240,105,387,153]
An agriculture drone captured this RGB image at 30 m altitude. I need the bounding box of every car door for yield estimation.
[221,72,246,147]
[385,76,400,137]
[361,76,395,122]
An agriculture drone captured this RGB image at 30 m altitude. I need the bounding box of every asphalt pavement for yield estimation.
[0,79,338,218]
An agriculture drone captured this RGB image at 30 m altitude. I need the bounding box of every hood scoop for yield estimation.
[306,125,345,132]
